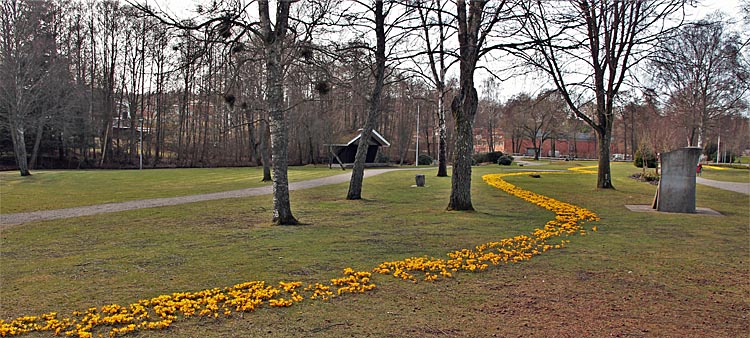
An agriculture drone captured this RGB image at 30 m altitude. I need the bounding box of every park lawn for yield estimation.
[0,162,747,337]
[700,165,750,183]
[0,166,344,214]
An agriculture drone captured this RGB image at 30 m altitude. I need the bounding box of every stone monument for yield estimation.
[652,147,702,213]
[415,174,425,187]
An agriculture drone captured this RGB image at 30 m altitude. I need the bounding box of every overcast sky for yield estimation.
[146,0,744,17]
[138,0,746,101]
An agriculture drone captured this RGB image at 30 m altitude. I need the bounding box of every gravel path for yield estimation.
[0,168,413,228]
[4,168,745,228]
[514,160,544,166]
[696,177,750,195]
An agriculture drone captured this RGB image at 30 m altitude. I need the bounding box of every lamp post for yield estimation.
[716,134,720,164]
[138,117,143,170]
[415,104,419,166]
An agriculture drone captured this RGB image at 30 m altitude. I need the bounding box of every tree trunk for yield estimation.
[129,104,138,164]
[596,129,614,189]
[260,118,272,182]
[154,84,163,166]
[347,0,386,200]
[244,109,259,165]
[347,126,377,200]
[29,118,44,170]
[437,93,449,177]
[419,2,449,177]
[622,116,627,160]
[447,0,484,211]
[448,86,477,210]
[260,0,296,225]
[267,65,295,224]
[553,137,558,157]
[487,120,494,152]
[99,119,111,167]
[10,120,31,176]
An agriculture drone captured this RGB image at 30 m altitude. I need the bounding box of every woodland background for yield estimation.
[1,0,748,171]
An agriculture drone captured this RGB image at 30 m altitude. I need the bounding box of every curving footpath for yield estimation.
[696,177,750,195]
[0,168,411,228]
[3,169,746,228]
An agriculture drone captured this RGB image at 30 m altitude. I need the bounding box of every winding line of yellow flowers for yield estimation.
[373,171,599,282]
[0,269,374,337]
[0,170,598,337]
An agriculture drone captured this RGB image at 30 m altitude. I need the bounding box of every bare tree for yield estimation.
[517,0,686,189]
[94,0,123,166]
[521,90,565,160]
[344,0,414,200]
[346,0,388,200]
[651,16,749,149]
[130,0,332,225]
[415,0,454,177]
[477,78,501,152]
[448,0,526,210]
[711,114,749,162]
[0,0,65,176]
[500,94,527,155]
[149,23,170,166]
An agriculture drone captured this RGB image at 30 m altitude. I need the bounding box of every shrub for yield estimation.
[498,154,514,166]
[486,151,504,164]
[634,148,657,168]
[642,171,660,182]
[376,152,389,163]
[472,151,504,164]
[630,172,660,184]
[472,153,487,164]
[417,154,433,165]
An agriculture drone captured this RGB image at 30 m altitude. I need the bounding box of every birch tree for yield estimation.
[131,0,331,224]
[416,0,453,177]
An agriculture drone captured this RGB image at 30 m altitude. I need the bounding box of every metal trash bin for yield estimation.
[415,174,425,187]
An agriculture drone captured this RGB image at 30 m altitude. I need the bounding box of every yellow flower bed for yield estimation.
[1,170,598,337]
[0,270,374,338]
[373,172,599,282]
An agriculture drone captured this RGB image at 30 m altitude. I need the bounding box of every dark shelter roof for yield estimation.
[326,129,391,167]
[326,129,390,148]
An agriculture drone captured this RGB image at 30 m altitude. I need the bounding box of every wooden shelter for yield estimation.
[326,129,390,169]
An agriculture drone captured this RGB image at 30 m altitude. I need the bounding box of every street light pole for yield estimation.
[139,117,143,170]
[415,104,419,166]
[716,134,720,164]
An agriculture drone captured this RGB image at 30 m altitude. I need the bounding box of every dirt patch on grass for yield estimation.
[448,266,749,337]
[162,263,747,338]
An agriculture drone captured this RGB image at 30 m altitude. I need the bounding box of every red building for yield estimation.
[473,128,599,159]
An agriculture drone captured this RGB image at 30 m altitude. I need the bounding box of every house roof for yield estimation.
[326,129,390,148]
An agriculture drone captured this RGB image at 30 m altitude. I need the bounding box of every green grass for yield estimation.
[0,166,344,214]
[700,165,750,182]
[1,162,747,336]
